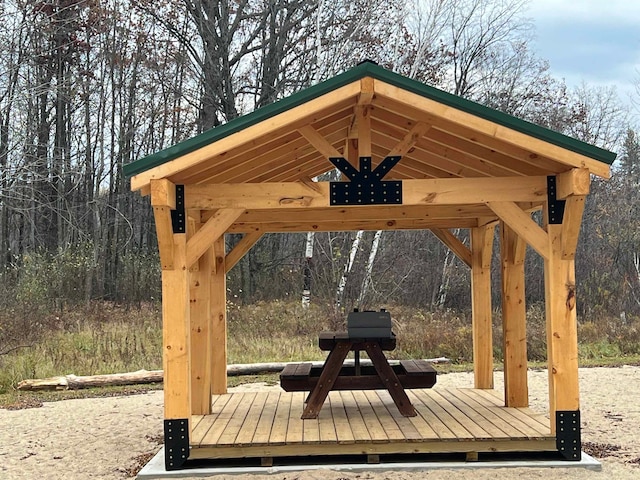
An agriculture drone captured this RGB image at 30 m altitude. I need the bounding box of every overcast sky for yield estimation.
[526,0,640,101]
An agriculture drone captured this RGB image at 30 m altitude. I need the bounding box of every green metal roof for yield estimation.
[123,60,616,178]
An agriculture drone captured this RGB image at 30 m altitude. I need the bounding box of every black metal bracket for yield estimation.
[171,185,185,233]
[164,418,189,470]
[547,176,565,224]
[556,410,581,460]
[329,156,402,205]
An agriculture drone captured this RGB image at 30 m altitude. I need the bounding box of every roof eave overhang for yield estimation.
[125,61,615,194]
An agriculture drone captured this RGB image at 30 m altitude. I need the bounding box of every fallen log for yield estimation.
[17,370,164,391]
[17,357,450,391]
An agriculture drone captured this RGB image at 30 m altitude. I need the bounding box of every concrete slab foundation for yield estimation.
[136,448,602,479]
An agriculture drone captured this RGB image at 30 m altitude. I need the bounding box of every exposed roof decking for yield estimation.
[125,62,615,193]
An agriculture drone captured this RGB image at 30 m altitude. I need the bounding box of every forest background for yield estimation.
[1,0,640,388]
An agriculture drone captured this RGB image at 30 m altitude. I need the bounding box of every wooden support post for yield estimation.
[211,236,227,394]
[190,239,213,415]
[561,195,586,260]
[544,220,580,432]
[500,222,528,407]
[471,226,494,389]
[162,233,191,421]
[151,179,178,270]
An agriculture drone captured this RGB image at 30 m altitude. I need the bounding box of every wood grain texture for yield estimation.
[500,222,529,407]
[162,234,191,420]
[471,226,494,389]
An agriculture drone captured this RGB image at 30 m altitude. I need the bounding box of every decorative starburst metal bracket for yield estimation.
[329,156,403,206]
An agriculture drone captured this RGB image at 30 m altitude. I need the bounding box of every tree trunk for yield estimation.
[17,358,450,391]
[302,232,314,308]
[335,230,363,310]
[357,230,382,307]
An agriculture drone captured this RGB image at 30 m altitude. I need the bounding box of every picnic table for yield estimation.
[280,330,437,419]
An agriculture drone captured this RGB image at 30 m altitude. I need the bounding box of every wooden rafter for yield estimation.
[130,83,361,191]
[387,121,431,158]
[373,80,612,179]
[185,107,352,185]
[373,108,544,177]
[298,124,343,159]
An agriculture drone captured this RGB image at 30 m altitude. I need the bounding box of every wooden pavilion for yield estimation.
[123,61,616,471]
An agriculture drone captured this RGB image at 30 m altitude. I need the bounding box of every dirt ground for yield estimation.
[1,366,639,479]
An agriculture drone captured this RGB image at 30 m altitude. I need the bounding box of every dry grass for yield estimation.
[1,300,639,398]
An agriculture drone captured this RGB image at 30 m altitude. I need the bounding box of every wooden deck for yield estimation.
[190,388,555,461]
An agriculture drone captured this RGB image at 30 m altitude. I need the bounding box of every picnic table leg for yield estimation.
[301,341,352,419]
[365,342,417,417]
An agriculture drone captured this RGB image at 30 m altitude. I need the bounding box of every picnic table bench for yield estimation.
[280,330,437,419]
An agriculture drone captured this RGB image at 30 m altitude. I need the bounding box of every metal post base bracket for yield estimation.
[556,410,581,460]
[164,419,189,470]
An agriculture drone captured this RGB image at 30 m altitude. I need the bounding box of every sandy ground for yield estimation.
[1,366,639,479]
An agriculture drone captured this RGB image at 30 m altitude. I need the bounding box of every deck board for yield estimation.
[269,391,291,445]
[416,390,474,439]
[190,388,555,460]
[429,389,493,439]
[317,394,338,443]
[363,390,405,441]
[407,390,456,440]
[251,391,280,445]
[351,390,388,443]
[329,392,356,444]
[473,389,551,437]
[447,389,519,437]
[286,392,305,444]
[376,390,423,441]
[341,390,372,443]
[234,392,267,446]
[199,392,245,446]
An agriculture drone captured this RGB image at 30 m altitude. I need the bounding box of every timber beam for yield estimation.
[228,218,479,233]
[225,231,263,272]
[431,228,472,267]
[556,168,590,199]
[210,203,541,224]
[185,208,244,268]
[184,176,551,210]
[487,201,550,260]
